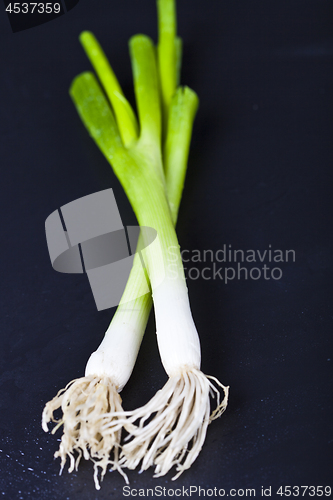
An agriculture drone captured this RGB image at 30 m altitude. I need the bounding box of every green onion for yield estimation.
[42,0,228,488]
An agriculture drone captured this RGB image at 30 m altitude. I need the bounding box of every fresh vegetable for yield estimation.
[42,0,228,488]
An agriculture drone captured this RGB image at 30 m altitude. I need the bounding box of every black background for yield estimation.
[0,1,332,499]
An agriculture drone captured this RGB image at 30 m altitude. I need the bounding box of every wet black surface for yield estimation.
[0,1,332,498]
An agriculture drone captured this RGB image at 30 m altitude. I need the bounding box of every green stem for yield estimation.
[164,86,198,223]
[175,36,182,87]
[70,72,174,282]
[157,0,177,132]
[129,35,161,148]
[79,31,139,147]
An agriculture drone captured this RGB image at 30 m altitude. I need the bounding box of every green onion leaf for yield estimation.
[79,31,139,147]
[129,35,161,146]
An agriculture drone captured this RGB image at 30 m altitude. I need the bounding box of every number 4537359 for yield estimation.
[5,3,61,14]
[276,486,331,497]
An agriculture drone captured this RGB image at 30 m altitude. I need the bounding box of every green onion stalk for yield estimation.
[42,0,228,489]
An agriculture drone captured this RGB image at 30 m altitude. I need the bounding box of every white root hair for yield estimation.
[42,375,128,489]
[101,368,229,479]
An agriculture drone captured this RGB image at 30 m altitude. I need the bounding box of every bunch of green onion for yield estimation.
[42,0,229,489]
